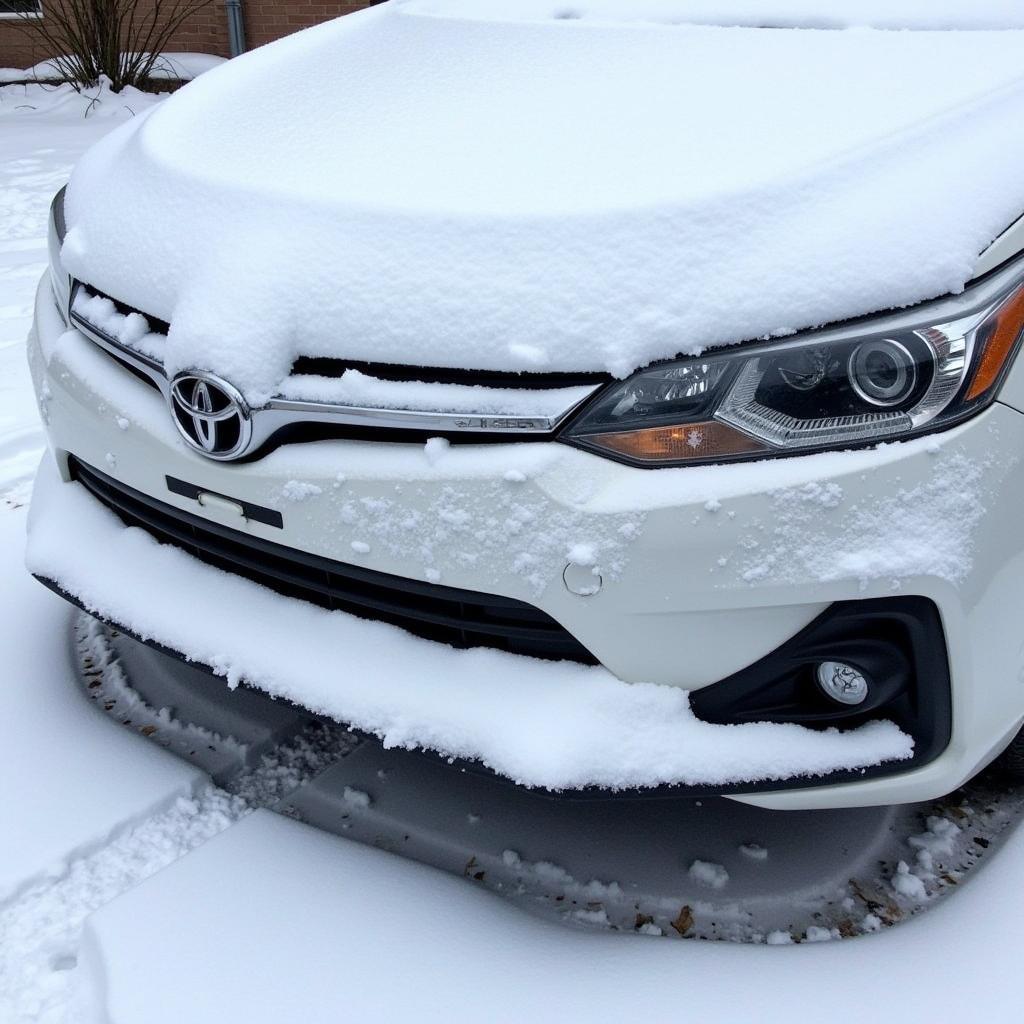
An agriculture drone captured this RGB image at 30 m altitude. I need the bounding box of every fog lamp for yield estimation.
[816,661,869,706]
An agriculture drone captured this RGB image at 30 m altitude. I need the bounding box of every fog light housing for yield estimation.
[816,661,869,706]
[688,598,952,784]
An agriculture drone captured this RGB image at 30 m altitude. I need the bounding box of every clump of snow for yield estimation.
[350,540,371,554]
[765,929,793,945]
[908,816,962,875]
[500,850,623,913]
[908,816,962,858]
[503,469,527,483]
[26,460,916,791]
[739,843,768,861]
[342,787,372,809]
[892,860,927,901]
[565,543,597,567]
[804,926,836,942]
[423,437,450,465]
[688,860,729,889]
[71,286,164,361]
[59,4,1024,395]
[280,480,323,503]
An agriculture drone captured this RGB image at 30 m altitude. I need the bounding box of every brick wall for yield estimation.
[242,1,375,49]
[0,1,379,76]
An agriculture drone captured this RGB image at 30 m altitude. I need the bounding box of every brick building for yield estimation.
[0,0,379,73]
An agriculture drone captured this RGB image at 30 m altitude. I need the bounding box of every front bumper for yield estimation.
[26,275,1024,807]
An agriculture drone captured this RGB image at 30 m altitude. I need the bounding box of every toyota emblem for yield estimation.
[169,371,253,461]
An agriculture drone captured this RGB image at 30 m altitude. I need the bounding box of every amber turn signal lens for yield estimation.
[966,283,1024,401]
[583,420,766,463]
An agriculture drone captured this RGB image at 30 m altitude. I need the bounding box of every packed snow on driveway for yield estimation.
[4,68,1024,1024]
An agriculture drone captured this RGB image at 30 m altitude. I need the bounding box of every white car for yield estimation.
[24,0,1024,808]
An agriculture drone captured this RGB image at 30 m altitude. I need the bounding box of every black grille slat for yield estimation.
[290,355,611,390]
[69,458,595,663]
[79,471,561,638]
[74,468,563,642]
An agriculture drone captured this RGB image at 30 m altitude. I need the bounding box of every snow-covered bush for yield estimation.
[12,0,212,91]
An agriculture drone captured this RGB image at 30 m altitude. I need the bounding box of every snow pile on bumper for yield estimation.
[25,459,914,791]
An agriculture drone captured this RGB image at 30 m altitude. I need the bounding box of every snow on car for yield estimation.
[21,0,1024,808]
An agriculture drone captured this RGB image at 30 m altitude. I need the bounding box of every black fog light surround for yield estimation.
[690,597,951,773]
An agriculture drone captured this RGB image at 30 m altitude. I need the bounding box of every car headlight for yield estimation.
[562,256,1024,467]
[47,186,71,323]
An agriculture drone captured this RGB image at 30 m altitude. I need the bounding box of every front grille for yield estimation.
[73,281,607,391]
[70,280,604,452]
[68,458,595,664]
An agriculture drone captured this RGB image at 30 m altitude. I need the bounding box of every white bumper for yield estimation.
[25,277,1024,807]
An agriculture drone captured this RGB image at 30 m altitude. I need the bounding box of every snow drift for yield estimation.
[59,1,1024,404]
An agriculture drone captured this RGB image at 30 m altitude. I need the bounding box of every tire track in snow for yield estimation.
[0,619,352,1024]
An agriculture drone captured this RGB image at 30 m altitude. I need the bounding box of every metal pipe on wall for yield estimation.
[225,0,247,57]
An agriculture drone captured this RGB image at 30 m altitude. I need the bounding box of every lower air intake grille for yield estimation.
[68,457,595,664]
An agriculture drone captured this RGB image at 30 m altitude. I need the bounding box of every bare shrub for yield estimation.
[14,0,213,91]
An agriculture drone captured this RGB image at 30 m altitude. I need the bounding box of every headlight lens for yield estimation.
[563,259,1024,466]
[47,186,70,323]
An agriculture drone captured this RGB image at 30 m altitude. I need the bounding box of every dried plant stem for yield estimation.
[13,0,213,92]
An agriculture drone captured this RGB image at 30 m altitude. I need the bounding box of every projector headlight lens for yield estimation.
[847,339,918,408]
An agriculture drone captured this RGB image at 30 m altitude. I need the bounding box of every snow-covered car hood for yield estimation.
[62,0,1024,402]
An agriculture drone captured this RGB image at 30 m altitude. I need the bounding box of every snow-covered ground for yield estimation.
[4,69,1024,1024]
[0,81,165,510]
[0,53,226,84]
